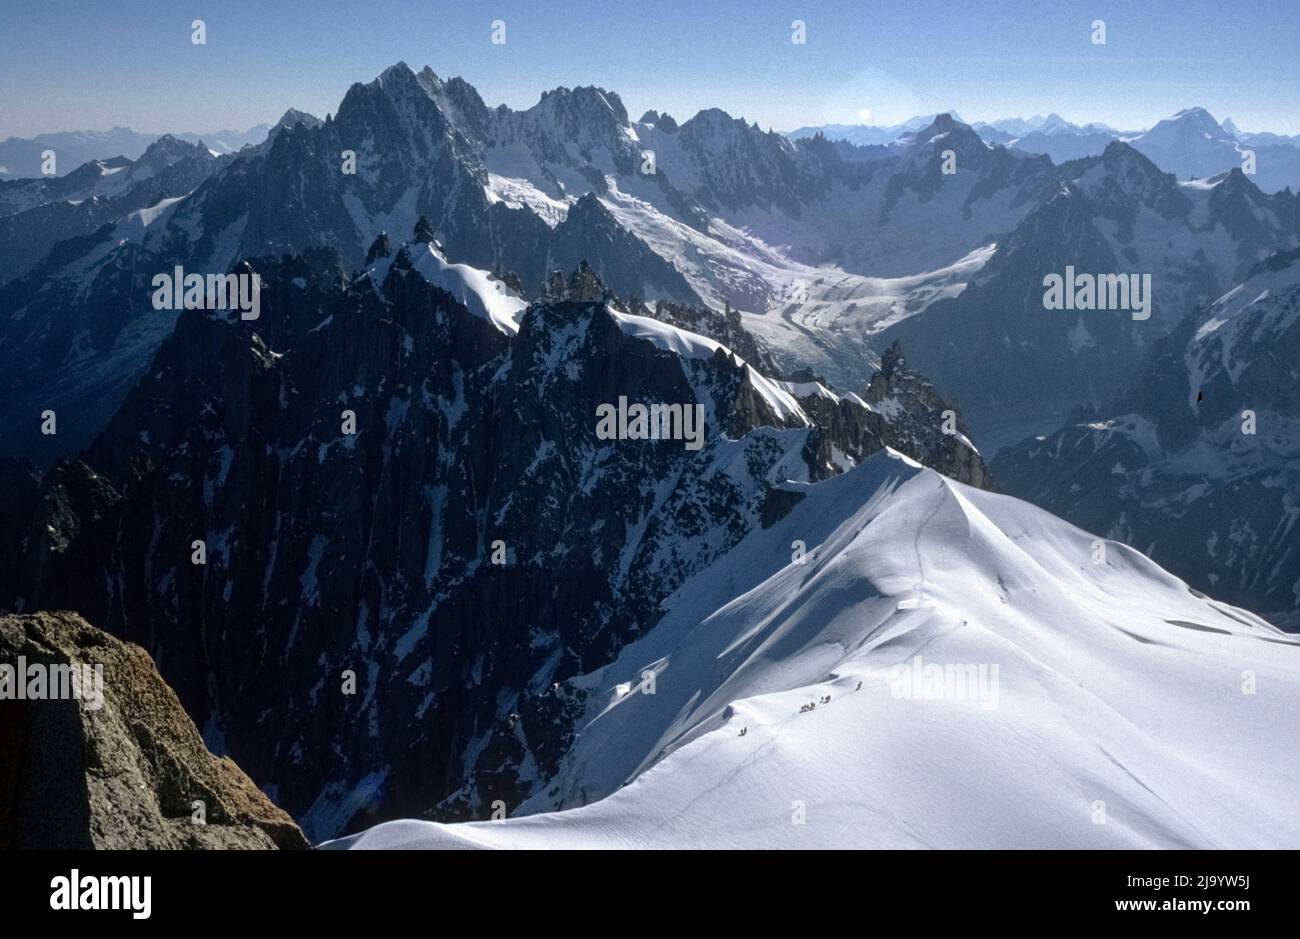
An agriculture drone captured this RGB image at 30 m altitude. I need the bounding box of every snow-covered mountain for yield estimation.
[1128,108,1300,195]
[0,65,1063,461]
[0,235,988,841]
[329,448,1300,849]
[1224,119,1300,151]
[803,110,1300,194]
[991,116,1122,165]
[5,58,1298,849]
[4,68,1295,487]
[0,134,217,219]
[879,143,1300,451]
[994,247,1300,629]
[968,109,1300,194]
[0,135,219,284]
[982,114,1104,138]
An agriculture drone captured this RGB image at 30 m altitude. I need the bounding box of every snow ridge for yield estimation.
[330,449,1300,849]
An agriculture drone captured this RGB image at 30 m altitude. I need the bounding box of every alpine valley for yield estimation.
[1,61,1297,848]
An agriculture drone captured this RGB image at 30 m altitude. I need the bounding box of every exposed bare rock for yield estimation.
[0,611,309,849]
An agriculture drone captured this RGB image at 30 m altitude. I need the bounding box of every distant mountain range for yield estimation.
[18,77,1296,469]
[0,123,273,178]
[791,107,1300,193]
[0,135,220,284]
[785,111,967,147]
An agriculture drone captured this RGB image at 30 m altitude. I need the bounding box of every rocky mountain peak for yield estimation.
[138,133,212,168]
[928,112,960,134]
[364,231,392,265]
[893,114,996,175]
[378,60,418,88]
[544,259,610,302]
[1082,140,1182,204]
[1037,112,1069,133]
[414,64,442,95]
[901,112,981,148]
[681,107,750,140]
[859,341,990,488]
[337,60,460,145]
[273,108,322,133]
[867,340,946,412]
[534,85,630,130]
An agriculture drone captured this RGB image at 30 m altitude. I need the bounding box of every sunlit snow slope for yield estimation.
[331,449,1300,849]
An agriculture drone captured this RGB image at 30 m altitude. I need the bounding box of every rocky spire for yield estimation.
[566,259,608,302]
[541,261,611,302]
[364,231,392,266]
[543,269,567,299]
[877,340,907,379]
[413,215,437,246]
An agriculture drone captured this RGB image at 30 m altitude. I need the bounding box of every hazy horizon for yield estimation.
[0,97,1278,145]
[2,0,1298,139]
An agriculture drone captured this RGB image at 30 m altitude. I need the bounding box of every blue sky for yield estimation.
[2,0,1296,137]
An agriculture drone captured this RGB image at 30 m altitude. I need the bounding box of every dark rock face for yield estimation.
[364,231,392,265]
[0,252,991,841]
[0,611,309,849]
[785,342,990,488]
[546,194,702,304]
[860,342,991,489]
